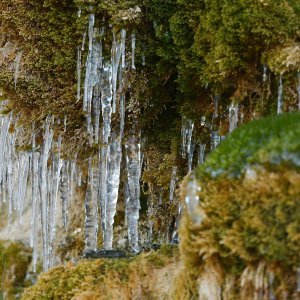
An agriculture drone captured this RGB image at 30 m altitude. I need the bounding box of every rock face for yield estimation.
[179,112,300,299]
[83,249,126,259]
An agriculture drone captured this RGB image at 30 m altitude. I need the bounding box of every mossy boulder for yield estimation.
[179,112,300,299]
[21,245,179,300]
[0,241,32,300]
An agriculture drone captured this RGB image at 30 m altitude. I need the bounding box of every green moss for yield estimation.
[195,112,300,179]
[0,241,32,300]
[179,114,300,298]
[22,246,179,300]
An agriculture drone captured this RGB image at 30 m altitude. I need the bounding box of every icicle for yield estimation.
[229,102,239,132]
[297,71,300,111]
[142,54,146,66]
[169,167,177,202]
[263,65,268,82]
[188,142,195,172]
[185,175,203,225]
[125,136,141,253]
[78,7,82,18]
[119,56,126,138]
[213,95,219,119]
[70,159,76,202]
[83,13,95,112]
[200,116,206,126]
[101,64,113,143]
[81,31,87,51]
[14,51,22,88]
[120,94,126,138]
[121,29,126,69]
[84,158,98,251]
[77,46,82,101]
[93,86,101,144]
[16,152,30,222]
[99,146,108,234]
[40,117,54,271]
[111,31,123,114]
[64,115,67,133]
[0,115,11,187]
[104,134,122,249]
[268,272,275,300]
[131,33,136,70]
[30,125,40,273]
[77,168,82,187]
[49,137,63,251]
[181,117,194,159]
[211,130,220,150]
[60,161,70,230]
[198,143,206,165]
[7,130,15,224]
[277,75,283,114]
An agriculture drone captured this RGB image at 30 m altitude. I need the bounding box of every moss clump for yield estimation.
[179,113,300,298]
[22,245,179,300]
[196,112,300,179]
[0,241,32,300]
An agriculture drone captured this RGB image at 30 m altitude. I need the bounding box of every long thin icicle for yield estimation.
[104,134,122,249]
[40,117,54,271]
[111,31,123,114]
[131,33,136,70]
[84,158,98,251]
[198,143,206,165]
[229,102,239,132]
[60,161,70,230]
[125,135,141,253]
[83,13,95,112]
[169,167,177,202]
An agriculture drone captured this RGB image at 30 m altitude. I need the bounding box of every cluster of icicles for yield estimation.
[0,113,78,272]
[180,96,240,174]
[0,14,143,272]
[79,14,142,256]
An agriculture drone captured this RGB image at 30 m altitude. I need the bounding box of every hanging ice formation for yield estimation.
[263,65,268,82]
[211,131,220,150]
[229,102,239,133]
[184,175,203,225]
[181,117,195,170]
[125,135,142,253]
[81,13,142,251]
[198,143,206,165]
[0,12,141,271]
[277,75,283,114]
[84,158,99,251]
[213,95,219,119]
[131,33,136,70]
[169,167,177,202]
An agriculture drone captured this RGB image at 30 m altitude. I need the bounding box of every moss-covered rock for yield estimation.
[179,113,300,299]
[0,241,32,300]
[22,245,179,300]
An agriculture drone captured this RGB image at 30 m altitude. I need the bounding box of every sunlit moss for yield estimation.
[22,245,179,300]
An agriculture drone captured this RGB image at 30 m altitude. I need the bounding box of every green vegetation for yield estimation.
[0,241,32,300]
[180,113,300,298]
[196,112,300,179]
[22,245,179,300]
[0,0,299,231]
[0,1,300,297]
